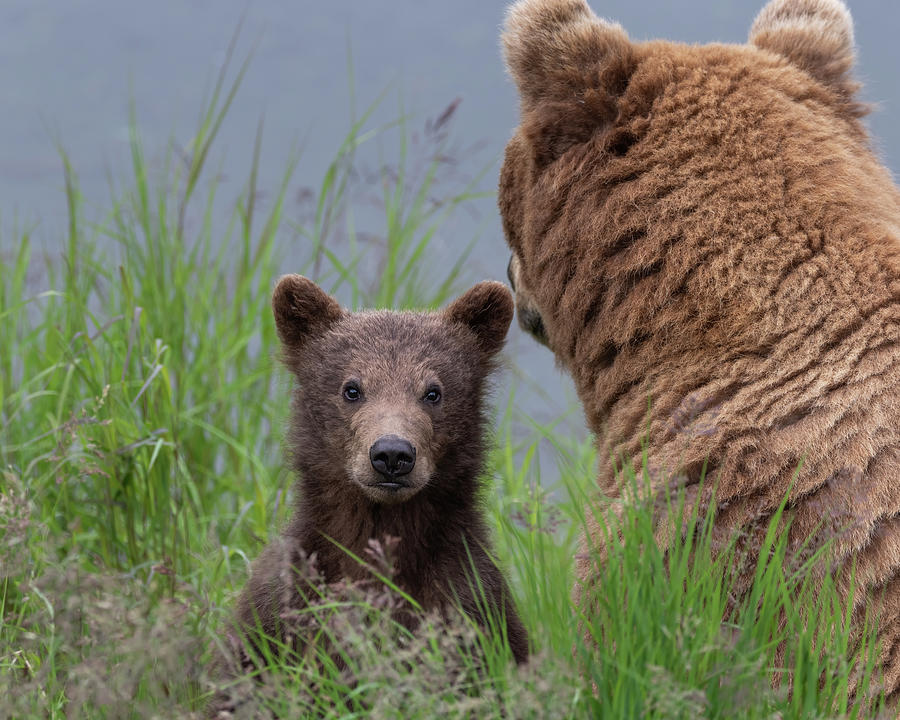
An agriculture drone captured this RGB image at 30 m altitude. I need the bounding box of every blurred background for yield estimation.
[3,0,899,452]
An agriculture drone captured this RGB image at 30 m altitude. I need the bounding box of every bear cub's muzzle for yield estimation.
[369,434,417,490]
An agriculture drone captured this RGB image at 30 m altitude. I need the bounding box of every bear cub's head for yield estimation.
[272,275,514,505]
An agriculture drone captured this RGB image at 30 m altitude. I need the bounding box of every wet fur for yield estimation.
[499,0,900,699]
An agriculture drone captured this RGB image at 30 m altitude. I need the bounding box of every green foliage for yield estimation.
[0,65,891,718]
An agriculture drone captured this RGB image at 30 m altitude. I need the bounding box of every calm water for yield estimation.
[4,0,898,462]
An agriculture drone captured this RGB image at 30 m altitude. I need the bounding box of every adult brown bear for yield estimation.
[499,0,900,699]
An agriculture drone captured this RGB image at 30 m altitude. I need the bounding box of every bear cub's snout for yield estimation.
[369,434,416,485]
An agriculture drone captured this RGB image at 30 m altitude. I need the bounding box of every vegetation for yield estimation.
[0,59,890,718]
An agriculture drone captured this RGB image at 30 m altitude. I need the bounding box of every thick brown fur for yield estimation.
[231,276,528,679]
[499,0,900,701]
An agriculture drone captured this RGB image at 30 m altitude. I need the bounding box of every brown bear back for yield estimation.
[499,0,900,702]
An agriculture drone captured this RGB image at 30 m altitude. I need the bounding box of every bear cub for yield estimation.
[233,275,529,667]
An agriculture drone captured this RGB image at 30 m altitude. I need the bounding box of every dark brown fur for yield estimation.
[231,277,528,677]
[499,0,900,701]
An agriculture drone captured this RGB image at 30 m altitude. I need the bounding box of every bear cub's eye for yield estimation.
[423,386,442,404]
[342,381,362,402]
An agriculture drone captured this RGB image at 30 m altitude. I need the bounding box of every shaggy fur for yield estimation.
[232,276,528,669]
[499,0,900,700]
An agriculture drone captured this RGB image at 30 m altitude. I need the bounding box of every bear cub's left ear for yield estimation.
[272,274,344,356]
[444,281,514,358]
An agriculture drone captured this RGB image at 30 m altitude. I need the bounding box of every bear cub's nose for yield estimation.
[369,435,416,479]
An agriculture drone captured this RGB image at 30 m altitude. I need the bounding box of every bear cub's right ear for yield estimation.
[272,274,344,355]
[444,281,515,359]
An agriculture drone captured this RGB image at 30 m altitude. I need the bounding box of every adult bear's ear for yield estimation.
[444,281,514,359]
[750,0,858,100]
[502,0,636,167]
[272,275,344,357]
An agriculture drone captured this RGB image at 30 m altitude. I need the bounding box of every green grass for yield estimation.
[0,65,892,718]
